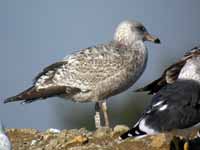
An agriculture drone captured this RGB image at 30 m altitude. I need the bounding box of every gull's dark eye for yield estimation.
[137,26,146,32]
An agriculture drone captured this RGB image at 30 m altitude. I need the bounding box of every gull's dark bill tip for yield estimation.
[154,38,161,44]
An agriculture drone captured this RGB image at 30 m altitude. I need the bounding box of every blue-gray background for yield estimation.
[0,0,200,130]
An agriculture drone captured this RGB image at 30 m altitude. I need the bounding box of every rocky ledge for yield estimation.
[6,125,200,150]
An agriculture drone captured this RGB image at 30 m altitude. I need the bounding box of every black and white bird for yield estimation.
[4,20,160,128]
[120,46,200,140]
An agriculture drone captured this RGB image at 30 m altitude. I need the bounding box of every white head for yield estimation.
[178,57,200,82]
[114,20,160,46]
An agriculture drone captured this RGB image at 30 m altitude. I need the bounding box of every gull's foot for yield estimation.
[170,136,182,150]
[184,141,189,150]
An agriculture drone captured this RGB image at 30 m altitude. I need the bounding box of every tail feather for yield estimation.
[4,86,36,103]
[119,124,146,140]
[3,86,74,104]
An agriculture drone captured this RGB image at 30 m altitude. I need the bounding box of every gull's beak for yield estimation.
[144,32,160,44]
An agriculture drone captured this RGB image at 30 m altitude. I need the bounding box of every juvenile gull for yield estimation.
[4,20,160,128]
[120,46,200,149]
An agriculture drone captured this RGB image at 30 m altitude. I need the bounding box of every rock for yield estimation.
[5,127,200,150]
[46,128,61,134]
[113,125,129,136]
[30,140,37,146]
[150,133,170,148]
[93,127,112,138]
[66,135,88,145]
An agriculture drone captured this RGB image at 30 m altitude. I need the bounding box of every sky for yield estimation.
[0,0,200,130]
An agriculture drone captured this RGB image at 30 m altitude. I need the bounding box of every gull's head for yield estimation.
[178,46,200,82]
[114,20,160,46]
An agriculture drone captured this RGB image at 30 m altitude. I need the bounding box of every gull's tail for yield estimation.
[119,124,146,140]
[4,86,67,104]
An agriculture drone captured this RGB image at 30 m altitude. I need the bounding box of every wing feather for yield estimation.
[34,43,127,91]
[135,46,200,94]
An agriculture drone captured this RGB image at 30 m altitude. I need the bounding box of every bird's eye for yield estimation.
[137,26,146,32]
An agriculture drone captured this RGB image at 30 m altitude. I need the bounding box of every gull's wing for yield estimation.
[120,79,200,139]
[135,46,200,94]
[143,79,200,131]
[34,43,129,91]
[4,43,130,103]
[34,61,68,83]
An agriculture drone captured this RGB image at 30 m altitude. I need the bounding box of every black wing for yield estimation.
[144,79,200,132]
[120,80,200,140]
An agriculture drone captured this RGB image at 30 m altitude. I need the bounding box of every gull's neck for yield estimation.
[131,40,146,50]
[114,39,146,51]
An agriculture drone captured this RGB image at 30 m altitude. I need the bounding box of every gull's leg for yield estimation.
[183,137,189,150]
[101,101,110,127]
[94,102,101,129]
[170,136,180,150]
[183,141,189,150]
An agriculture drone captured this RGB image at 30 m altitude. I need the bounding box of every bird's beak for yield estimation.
[144,32,161,44]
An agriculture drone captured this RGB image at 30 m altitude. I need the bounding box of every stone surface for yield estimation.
[5,126,200,150]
